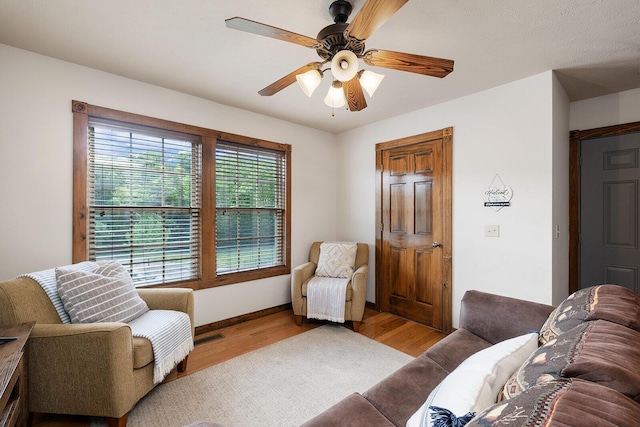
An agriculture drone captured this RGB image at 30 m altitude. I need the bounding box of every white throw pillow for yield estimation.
[56,262,149,323]
[315,242,358,278]
[406,332,538,427]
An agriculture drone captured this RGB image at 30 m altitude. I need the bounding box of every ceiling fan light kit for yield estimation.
[225,0,454,114]
[331,49,359,82]
[324,81,346,109]
[358,69,385,97]
[296,69,323,97]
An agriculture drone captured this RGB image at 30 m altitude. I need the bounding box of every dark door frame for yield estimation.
[569,120,640,294]
[374,127,453,333]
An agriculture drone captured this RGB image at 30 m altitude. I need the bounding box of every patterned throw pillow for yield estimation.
[503,320,640,402]
[469,379,640,427]
[539,284,640,344]
[56,263,149,323]
[315,242,358,278]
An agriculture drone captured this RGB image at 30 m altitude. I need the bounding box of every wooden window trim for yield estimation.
[72,100,291,290]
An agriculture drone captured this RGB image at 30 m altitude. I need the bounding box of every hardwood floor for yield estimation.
[32,308,446,427]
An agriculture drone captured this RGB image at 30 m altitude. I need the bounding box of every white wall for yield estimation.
[0,44,338,327]
[337,72,560,326]
[570,88,640,131]
[551,73,571,305]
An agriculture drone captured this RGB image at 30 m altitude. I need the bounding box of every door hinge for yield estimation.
[378,223,384,233]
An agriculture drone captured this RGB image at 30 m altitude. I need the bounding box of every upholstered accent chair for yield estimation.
[0,275,194,427]
[291,241,369,332]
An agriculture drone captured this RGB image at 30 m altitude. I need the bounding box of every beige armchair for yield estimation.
[291,242,369,332]
[0,276,194,427]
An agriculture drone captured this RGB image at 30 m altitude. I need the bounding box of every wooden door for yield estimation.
[375,128,453,332]
[579,132,640,293]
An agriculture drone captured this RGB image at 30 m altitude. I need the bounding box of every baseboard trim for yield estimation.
[195,301,379,337]
[194,303,293,337]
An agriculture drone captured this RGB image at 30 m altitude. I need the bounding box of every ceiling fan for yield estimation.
[225,0,454,112]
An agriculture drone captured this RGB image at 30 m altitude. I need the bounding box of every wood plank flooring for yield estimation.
[32,308,446,427]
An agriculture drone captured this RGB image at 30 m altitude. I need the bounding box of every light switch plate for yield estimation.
[484,224,500,237]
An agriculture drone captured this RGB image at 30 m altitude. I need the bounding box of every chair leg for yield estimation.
[106,413,128,427]
[177,355,188,373]
[352,321,360,333]
[295,314,303,326]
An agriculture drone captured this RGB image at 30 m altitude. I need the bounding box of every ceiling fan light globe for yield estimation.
[331,50,359,82]
[324,83,346,108]
[296,69,323,97]
[359,70,385,97]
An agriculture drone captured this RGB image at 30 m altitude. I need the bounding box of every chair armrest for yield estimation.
[137,287,193,312]
[350,265,369,321]
[292,262,316,292]
[28,323,136,415]
[137,288,194,337]
[352,264,368,280]
[136,288,196,338]
[291,262,316,315]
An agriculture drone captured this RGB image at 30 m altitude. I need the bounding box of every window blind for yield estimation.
[88,119,202,286]
[215,140,286,274]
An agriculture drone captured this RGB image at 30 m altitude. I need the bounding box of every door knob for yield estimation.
[432,242,441,248]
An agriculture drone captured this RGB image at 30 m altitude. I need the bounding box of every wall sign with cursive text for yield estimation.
[483,175,513,211]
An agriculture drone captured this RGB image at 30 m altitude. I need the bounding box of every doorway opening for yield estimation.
[569,121,640,294]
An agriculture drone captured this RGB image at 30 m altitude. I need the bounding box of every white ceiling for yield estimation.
[1,0,640,134]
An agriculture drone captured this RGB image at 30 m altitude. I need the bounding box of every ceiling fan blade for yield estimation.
[258,62,323,96]
[342,76,367,112]
[225,17,319,48]
[346,0,409,41]
[362,49,454,78]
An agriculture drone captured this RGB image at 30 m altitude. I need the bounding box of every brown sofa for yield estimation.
[0,275,194,427]
[303,286,640,426]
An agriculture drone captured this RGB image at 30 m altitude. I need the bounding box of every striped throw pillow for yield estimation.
[56,264,149,323]
[95,260,135,285]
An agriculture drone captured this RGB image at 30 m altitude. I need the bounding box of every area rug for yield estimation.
[93,324,414,427]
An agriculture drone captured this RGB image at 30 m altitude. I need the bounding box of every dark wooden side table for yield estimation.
[0,322,34,427]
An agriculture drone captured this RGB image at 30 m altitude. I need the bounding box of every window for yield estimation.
[72,101,291,289]
[215,141,287,274]
[88,120,202,286]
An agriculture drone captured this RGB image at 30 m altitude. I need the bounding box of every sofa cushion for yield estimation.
[133,336,154,369]
[363,355,449,427]
[469,379,640,427]
[56,265,149,323]
[301,392,395,427]
[315,242,357,278]
[424,328,493,372]
[539,284,640,344]
[503,320,640,402]
[407,333,538,427]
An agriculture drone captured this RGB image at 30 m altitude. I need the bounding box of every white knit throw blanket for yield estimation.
[306,276,350,323]
[128,310,194,384]
[22,265,193,384]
